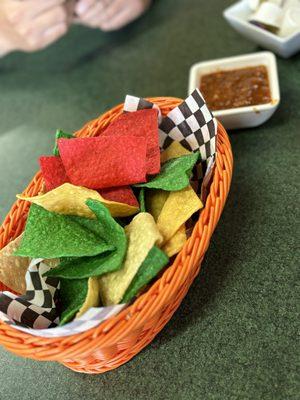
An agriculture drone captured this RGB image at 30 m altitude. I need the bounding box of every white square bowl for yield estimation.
[223,0,300,58]
[188,51,280,130]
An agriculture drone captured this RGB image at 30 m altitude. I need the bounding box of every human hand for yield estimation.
[0,0,69,56]
[74,0,151,31]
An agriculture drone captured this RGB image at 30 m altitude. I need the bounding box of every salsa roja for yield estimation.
[200,65,271,111]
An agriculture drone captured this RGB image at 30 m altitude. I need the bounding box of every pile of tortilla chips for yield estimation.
[0,109,203,328]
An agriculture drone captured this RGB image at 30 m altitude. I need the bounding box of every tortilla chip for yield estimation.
[58,135,147,189]
[147,142,194,224]
[59,278,88,325]
[98,212,163,306]
[0,234,59,294]
[15,203,115,259]
[139,188,146,212]
[39,156,69,192]
[99,186,139,207]
[162,224,187,257]
[143,143,199,255]
[135,152,199,191]
[160,141,191,163]
[44,259,60,269]
[0,234,29,294]
[121,246,169,303]
[17,183,139,219]
[53,129,74,157]
[145,189,169,221]
[45,199,127,279]
[76,277,100,318]
[102,109,160,175]
[157,185,203,244]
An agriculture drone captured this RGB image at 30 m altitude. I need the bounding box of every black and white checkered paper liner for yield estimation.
[124,88,218,179]
[0,258,60,329]
[0,304,126,338]
[0,258,126,337]
[124,94,163,124]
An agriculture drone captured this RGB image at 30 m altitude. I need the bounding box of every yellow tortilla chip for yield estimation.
[162,224,187,257]
[44,259,60,269]
[146,143,198,256]
[17,183,139,218]
[76,277,100,319]
[148,143,193,221]
[157,185,203,245]
[147,145,200,255]
[0,234,29,294]
[0,234,58,294]
[160,141,191,164]
[98,212,163,306]
[146,189,169,221]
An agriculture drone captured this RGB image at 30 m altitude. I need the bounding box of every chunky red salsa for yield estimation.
[200,65,271,111]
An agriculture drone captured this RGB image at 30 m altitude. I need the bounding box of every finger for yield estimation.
[99,0,126,21]
[32,5,67,31]
[101,0,150,22]
[77,1,107,27]
[41,21,68,47]
[100,4,144,31]
[6,0,66,24]
[75,0,97,16]
[87,0,126,27]
[16,6,67,37]
[25,21,67,50]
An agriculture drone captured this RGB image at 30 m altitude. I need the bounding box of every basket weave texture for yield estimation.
[0,97,233,374]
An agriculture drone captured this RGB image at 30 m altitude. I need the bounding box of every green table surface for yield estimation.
[0,0,299,398]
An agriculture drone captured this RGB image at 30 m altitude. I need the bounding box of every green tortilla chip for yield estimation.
[15,204,115,259]
[139,188,146,212]
[121,246,169,303]
[45,199,127,279]
[53,129,74,157]
[135,152,200,191]
[59,278,88,325]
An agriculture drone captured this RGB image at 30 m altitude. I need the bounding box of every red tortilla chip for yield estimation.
[39,156,69,192]
[102,109,160,175]
[99,186,139,207]
[58,135,147,189]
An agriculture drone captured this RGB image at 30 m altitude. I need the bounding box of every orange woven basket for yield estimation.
[0,97,233,374]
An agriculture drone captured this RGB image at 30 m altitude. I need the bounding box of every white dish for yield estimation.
[223,0,300,58]
[188,52,280,130]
